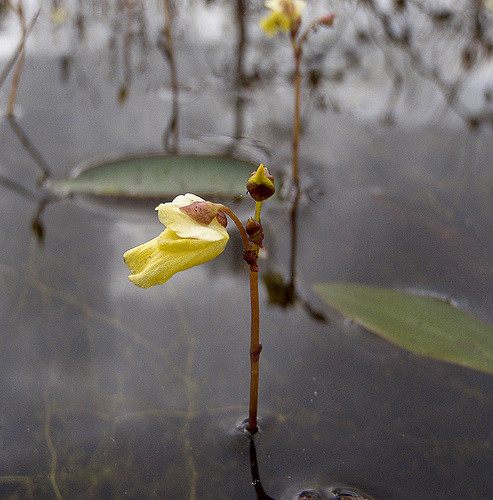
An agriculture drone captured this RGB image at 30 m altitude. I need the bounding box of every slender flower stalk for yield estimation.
[248,201,263,434]
[219,200,263,435]
[248,259,261,434]
[124,164,275,437]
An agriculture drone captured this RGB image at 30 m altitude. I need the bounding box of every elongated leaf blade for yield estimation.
[49,154,257,199]
[313,282,493,374]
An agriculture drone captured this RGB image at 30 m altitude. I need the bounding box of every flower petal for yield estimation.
[156,193,228,242]
[260,11,290,36]
[123,228,229,288]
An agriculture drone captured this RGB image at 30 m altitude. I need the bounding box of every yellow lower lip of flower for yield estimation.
[123,228,229,288]
[260,11,291,36]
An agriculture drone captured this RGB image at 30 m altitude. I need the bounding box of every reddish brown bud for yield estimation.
[246,164,275,202]
[246,218,264,247]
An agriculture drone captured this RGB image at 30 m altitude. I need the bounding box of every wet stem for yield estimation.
[219,203,262,435]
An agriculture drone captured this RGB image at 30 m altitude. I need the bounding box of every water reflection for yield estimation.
[0,1,492,498]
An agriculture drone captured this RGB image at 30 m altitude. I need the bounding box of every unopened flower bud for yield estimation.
[180,201,217,225]
[247,164,275,202]
[246,218,264,247]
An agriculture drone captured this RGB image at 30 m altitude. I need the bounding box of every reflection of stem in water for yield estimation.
[167,283,199,500]
[0,175,50,245]
[7,116,52,183]
[30,197,51,245]
[287,28,303,300]
[232,0,247,144]
[160,0,179,153]
[0,5,39,92]
[291,42,302,191]
[0,116,54,243]
[44,384,63,500]
[6,0,26,116]
[249,437,275,500]
[0,172,39,202]
[121,0,134,100]
[287,186,299,298]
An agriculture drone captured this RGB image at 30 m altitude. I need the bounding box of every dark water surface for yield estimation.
[0,24,492,500]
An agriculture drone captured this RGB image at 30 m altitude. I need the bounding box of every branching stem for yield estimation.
[218,202,263,435]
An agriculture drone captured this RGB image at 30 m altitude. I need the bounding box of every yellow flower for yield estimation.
[123,194,229,288]
[260,0,306,37]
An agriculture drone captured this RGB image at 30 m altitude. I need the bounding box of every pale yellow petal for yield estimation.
[293,0,306,17]
[156,193,227,242]
[265,0,283,10]
[123,228,229,288]
[260,11,290,36]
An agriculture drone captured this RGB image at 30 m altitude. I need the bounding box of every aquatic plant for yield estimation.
[124,163,275,435]
[260,0,335,191]
[259,1,335,308]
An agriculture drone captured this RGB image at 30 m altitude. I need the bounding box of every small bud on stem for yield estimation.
[246,218,264,247]
[247,164,275,202]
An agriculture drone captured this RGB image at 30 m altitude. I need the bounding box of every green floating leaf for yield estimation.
[48,153,257,199]
[313,282,493,374]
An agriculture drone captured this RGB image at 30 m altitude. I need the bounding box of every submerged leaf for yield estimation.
[47,153,257,200]
[313,282,493,375]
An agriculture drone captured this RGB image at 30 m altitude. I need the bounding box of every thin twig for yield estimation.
[7,0,27,116]
[0,5,40,90]
[7,116,52,182]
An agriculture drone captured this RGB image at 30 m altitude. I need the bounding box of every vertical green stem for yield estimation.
[254,201,262,222]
